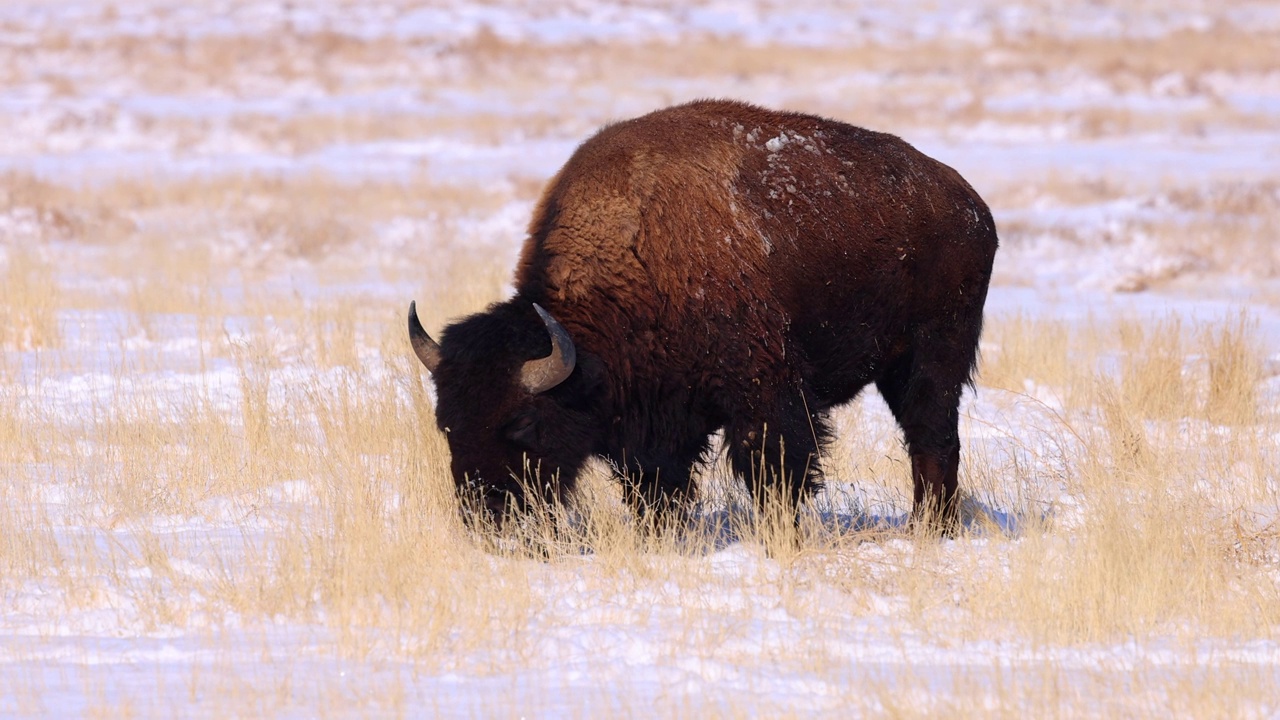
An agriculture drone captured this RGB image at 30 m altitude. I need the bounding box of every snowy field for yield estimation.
[2,0,1280,716]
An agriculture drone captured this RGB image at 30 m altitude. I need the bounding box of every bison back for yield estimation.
[517,100,997,405]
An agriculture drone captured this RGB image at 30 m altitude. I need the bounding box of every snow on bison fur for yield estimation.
[409,99,998,532]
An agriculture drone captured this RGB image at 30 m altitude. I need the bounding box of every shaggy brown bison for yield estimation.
[410,99,998,532]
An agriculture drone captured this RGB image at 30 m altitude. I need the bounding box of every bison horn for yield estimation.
[408,301,442,373]
[521,303,576,394]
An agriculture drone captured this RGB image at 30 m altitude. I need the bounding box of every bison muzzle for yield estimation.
[410,99,998,533]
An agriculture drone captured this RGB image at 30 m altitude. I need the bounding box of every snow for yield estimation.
[2,0,1279,716]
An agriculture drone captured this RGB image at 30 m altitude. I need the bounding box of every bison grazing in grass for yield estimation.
[410,99,998,533]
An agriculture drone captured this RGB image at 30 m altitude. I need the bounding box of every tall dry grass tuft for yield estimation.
[0,248,61,350]
[1118,315,1190,420]
[229,332,277,475]
[1201,310,1261,425]
[1096,377,1156,478]
[305,297,361,370]
[978,313,1071,393]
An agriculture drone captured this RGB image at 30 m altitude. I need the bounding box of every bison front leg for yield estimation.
[726,397,827,536]
[614,453,699,533]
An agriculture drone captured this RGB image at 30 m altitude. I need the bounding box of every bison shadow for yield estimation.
[679,497,1030,553]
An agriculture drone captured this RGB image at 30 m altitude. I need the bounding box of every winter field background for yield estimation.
[2,0,1280,716]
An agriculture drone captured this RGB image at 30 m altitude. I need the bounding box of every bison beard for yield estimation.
[410,99,998,534]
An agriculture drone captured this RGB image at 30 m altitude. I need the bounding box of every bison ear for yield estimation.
[521,303,576,394]
[408,301,442,372]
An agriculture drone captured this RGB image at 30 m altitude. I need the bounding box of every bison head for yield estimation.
[408,300,602,523]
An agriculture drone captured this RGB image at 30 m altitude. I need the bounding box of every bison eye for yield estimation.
[504,415,539,448]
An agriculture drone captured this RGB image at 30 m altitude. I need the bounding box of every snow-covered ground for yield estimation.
[1,1,1279,716]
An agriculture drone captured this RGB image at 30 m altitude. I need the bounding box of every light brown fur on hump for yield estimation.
[539,188,642,303]
[521,113,760,307]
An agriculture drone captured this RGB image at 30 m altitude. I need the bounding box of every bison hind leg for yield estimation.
[875,340,974,533]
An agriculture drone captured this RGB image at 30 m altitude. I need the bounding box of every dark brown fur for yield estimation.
[422,99,998,529]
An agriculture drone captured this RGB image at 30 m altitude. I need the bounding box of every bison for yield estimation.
[409,99,997,532]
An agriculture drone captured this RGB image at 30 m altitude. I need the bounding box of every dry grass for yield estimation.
[3,223,1279,713]
[2,0,1279,715]
[970,308,1278,642]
